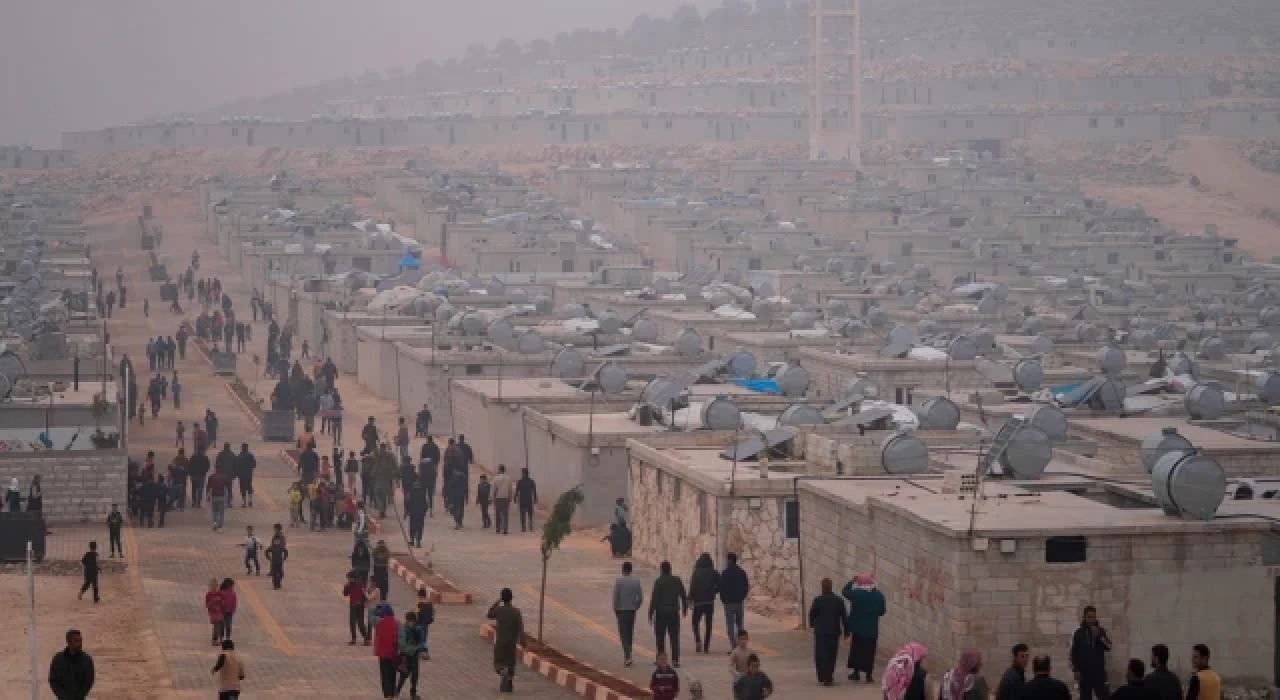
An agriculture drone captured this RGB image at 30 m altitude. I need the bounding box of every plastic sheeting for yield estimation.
[729,378,781,394]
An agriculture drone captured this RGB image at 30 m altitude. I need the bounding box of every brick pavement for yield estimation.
[88,205,582,699]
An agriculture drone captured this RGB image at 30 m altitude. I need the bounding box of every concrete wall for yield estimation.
[0,450,127,523]
[1039,112,1180,142]
[0,148,76,169]
[1204,109,1280,139]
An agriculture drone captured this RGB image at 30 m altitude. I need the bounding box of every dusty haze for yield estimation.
[0,0,713,147]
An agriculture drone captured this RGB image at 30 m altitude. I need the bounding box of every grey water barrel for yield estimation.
[632,318,660,343]
[1258,371,1280,404]
[778,402,824,426]
[972,326,996,351]
[888,324,914,348]
[700,396,743,430]
[998,424,1052,479]
[915,396,960,430]
[1167,352,1197,378]
[1151,450,1226,520]
[516,330,545,354]
[533,295,554,315]
[435,302,457,323]
[596,310,622,335]
[880,432,929,475]
[1098,345,1126,375]
[1140,427,1194,474]
[948,335,978,361]
[775,364,810,397]
[788,310,819,330]
[1025,403,1068,441]
[1030,334,1053,356]
[751,298,776,322]
[726,349,757,379]
[486,317,515,345]
[1197,336,1226,361]
[1012,358,1044,392]
[1185,383,1226,420]
[674,328,701,357]
[550,347,586,378]
[596,362,628,394]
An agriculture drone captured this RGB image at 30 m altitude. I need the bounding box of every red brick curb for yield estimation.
[389,556,473,605]
[479,623,650,700]
[224,382,262,429]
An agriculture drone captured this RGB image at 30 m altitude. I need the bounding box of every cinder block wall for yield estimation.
[0,451,127,523]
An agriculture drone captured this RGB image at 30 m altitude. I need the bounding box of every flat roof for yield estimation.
[547,412,662,437]
[1072,416,1280,451]
[453,378,586,400]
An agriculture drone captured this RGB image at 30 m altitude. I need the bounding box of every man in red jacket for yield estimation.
[372,603,400,699]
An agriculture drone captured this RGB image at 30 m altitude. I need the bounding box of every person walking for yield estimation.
[106,505,123,558]
[648,560,689,667]
[172,373,182,410]
[407,477,427,547]
[515,467,538,532]
[48,629,95,700]
[720,551,749,647]
[941,650,989,700]
[733,653,775,700]
[242,526,262,576]
[477,474,492,528]
[1069,605,1112,700]
[808,577,848,686]
[650,652,680,700]
[188,448,210,509]
[362,416,379,455]
[612,561,644,666]
[206,578,226,645]
[1017,656,1071,700]
[211,639,245,699]
[420,437,439,516]
[77,542,101,603]
[371,539,392,602]
[175,420,185,448]
[344,570,371,645]
[219,579,238,639]
[487,588,525,693]
[689,552,719,654]
[884,643,930,700]
[414,587,436,661]
[207,469,229,531]
[1186,645,1221,700]
[395,417,411,461]
[373,603,401,700]
[1111,660,1160,700]
[491,464,512,534]
[397,610,423,700]
[843,573,886,682]
[267,524,288,589]
[236,444,256,507]
[996,644,1031,700]
[1144,645,1182,700]
[351,537,373,585]
[415,405,431,438]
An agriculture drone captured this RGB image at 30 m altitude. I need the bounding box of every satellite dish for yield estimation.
[1151,450,1226,520]
[775,364,810,397]
[1098,345,1126,375]
[1185,383,1226,420]
[674,328,701,357]
[700,396,743,430]
[1012,358,1044,392]
[596,310,622,335]
[843,374,880,399]
[1025,403,1068,441]
[915,396,960,430]
[726,349,757,379]
[487,317,515,345]
[596,362,628,394]
[533,295,554,315]
[880,432,929,474]
[756,281,776,299]
[948,335,977,361]
[632,318,660,343]
[551,347,587,378]
[998,423,1052,479]
[1141,427,1194,473]
[516,330,545,354]
[778,402,824,426]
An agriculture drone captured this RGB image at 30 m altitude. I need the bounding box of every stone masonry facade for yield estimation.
[0,451,127,523]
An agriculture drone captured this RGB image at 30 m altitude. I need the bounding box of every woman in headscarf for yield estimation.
[5,478,22,512]
[843,573,887,682]
[26,475,43,512]
[883,642,929,700]
[941,649,989,700]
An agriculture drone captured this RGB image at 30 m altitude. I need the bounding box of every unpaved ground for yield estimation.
[0,571,167,699]
[1085,137,1280,260]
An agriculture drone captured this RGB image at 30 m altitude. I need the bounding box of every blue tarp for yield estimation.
[398,252,421,269]
[729,378,781,395]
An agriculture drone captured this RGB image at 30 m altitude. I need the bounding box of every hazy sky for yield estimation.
[0,0,713,148]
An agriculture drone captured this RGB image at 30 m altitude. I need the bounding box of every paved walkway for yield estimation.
[91,203,581,699]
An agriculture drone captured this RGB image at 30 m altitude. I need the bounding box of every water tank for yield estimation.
[998,424,1052,479]
[1066,274,1085,289]
[516,330,545,354]
[1151,450,1226,520]
[700,396,743,430]
[867,307,888,328]
[948,335,978,361]
[559,303,588,319]
[1019,316,1046,335]
[723,268,742,286]
[775,364,810,397]
[1075,322,1099,343]
[1185,383,1226,420]
[726,349,757,379]
[888,325,914,348]
[486,317,515,344]
[971,326,996,352]
[596,310,622,335]
[1012,358,1044,392]
[1030,334,1053,356]
[1197,336,1226,361]
[825,299,851,319]
[533,295,554,315]
[787,285,808,305]
[1140,427,1194,474]
[779,401,824,426]
[843,374,880,399]
[435,302,457,322]
[788,310,819,330]
[915,397,960,430]
[880,432,929,475]
[838,318,866,339]
[1025,404,1068,441]
[751,298,776,322]
[685,283,704,301]
[1246,331,1274,353]
[632,318,660,343]
[826,259,845,276]
[1166,352,1196,378]
[596,362,628,394]
[917,319,940,337]
[550,347,586,378]
[1261,306,1280,328]
[976,296,1000,315]
[898,279,917,295]
[1258,371,1280,404]
[642,376,675,407]
[674,328,701,357]
[708,290,734,308]
[911,264,930,282]
[1130,329,1156,351]
[1098,346,1126,375]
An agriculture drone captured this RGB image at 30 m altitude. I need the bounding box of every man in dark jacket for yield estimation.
[1069,606,1112,700]
[236,444,257,507]
[415,405,432,437]
[49,629,94,700]
[996,643,1031,700]
[214,442,237,507]
[1112,659,1161,700]
[515,468,537,532]
[298,445,319,487]
[688,553,719,654]
[361,416,379,455]
[187,449,210,508]
[420,436,440,515]
[1020,656,1072,700]
[808,578,848,686]
[719,551,749,647]
[648,560,689,666]
[1144,644,1182,700]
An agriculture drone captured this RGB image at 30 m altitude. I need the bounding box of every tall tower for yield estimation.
[809,0,861,165]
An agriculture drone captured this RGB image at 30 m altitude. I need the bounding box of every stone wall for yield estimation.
[798,482,1275,685]
[0,450,127,523]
